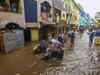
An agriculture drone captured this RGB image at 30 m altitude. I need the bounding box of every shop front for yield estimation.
[24,27,39,43]
[39,24,56,40]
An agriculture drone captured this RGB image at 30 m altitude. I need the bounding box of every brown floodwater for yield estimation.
[0,33,100,75]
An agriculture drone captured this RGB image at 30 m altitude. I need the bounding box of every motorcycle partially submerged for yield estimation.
[41,41,64,60]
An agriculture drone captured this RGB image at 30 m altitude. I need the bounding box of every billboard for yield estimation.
[37,0,52,24]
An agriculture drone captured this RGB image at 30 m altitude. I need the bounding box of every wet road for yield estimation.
[0,32,100,75]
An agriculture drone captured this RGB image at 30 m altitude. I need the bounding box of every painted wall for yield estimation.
[61,11,67,21]
[76,10,81,26]
[31,29,39,41]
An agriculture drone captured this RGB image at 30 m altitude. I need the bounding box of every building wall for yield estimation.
[71,0,77,24]
[65,0,76,24]
[61,11,67,21]
[0,0,25,28]
[77,10,81,26]
[65,0,81,25]
[31,29,39,42]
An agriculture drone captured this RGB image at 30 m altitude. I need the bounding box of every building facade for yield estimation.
[0,0,25,28]
[0,0,25,53]
[53,0,70,33]
[94,12,100,28]
[24,0,54,41]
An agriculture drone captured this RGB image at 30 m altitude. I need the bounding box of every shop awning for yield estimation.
[40,23,66,29]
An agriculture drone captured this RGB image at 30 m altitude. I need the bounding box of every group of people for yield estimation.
[32,32,65,60]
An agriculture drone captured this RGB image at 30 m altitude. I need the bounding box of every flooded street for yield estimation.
[0,32,100,75]
[0,0,99,75]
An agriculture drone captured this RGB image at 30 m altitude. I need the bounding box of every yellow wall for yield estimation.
[31,29,39,42]
[18,0,22,13]
[56,16,60,23]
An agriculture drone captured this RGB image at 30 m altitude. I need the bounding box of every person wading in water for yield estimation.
[70,30,75,48]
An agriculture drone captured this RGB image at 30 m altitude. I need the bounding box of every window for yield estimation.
[0,0,22,13]
[0,0,5,5]
[0,0,9,11]
[10,0,19,12]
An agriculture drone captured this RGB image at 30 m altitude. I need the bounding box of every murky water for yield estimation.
[0,32,100,75]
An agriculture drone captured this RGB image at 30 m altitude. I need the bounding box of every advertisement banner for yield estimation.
[37,0,52,24]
